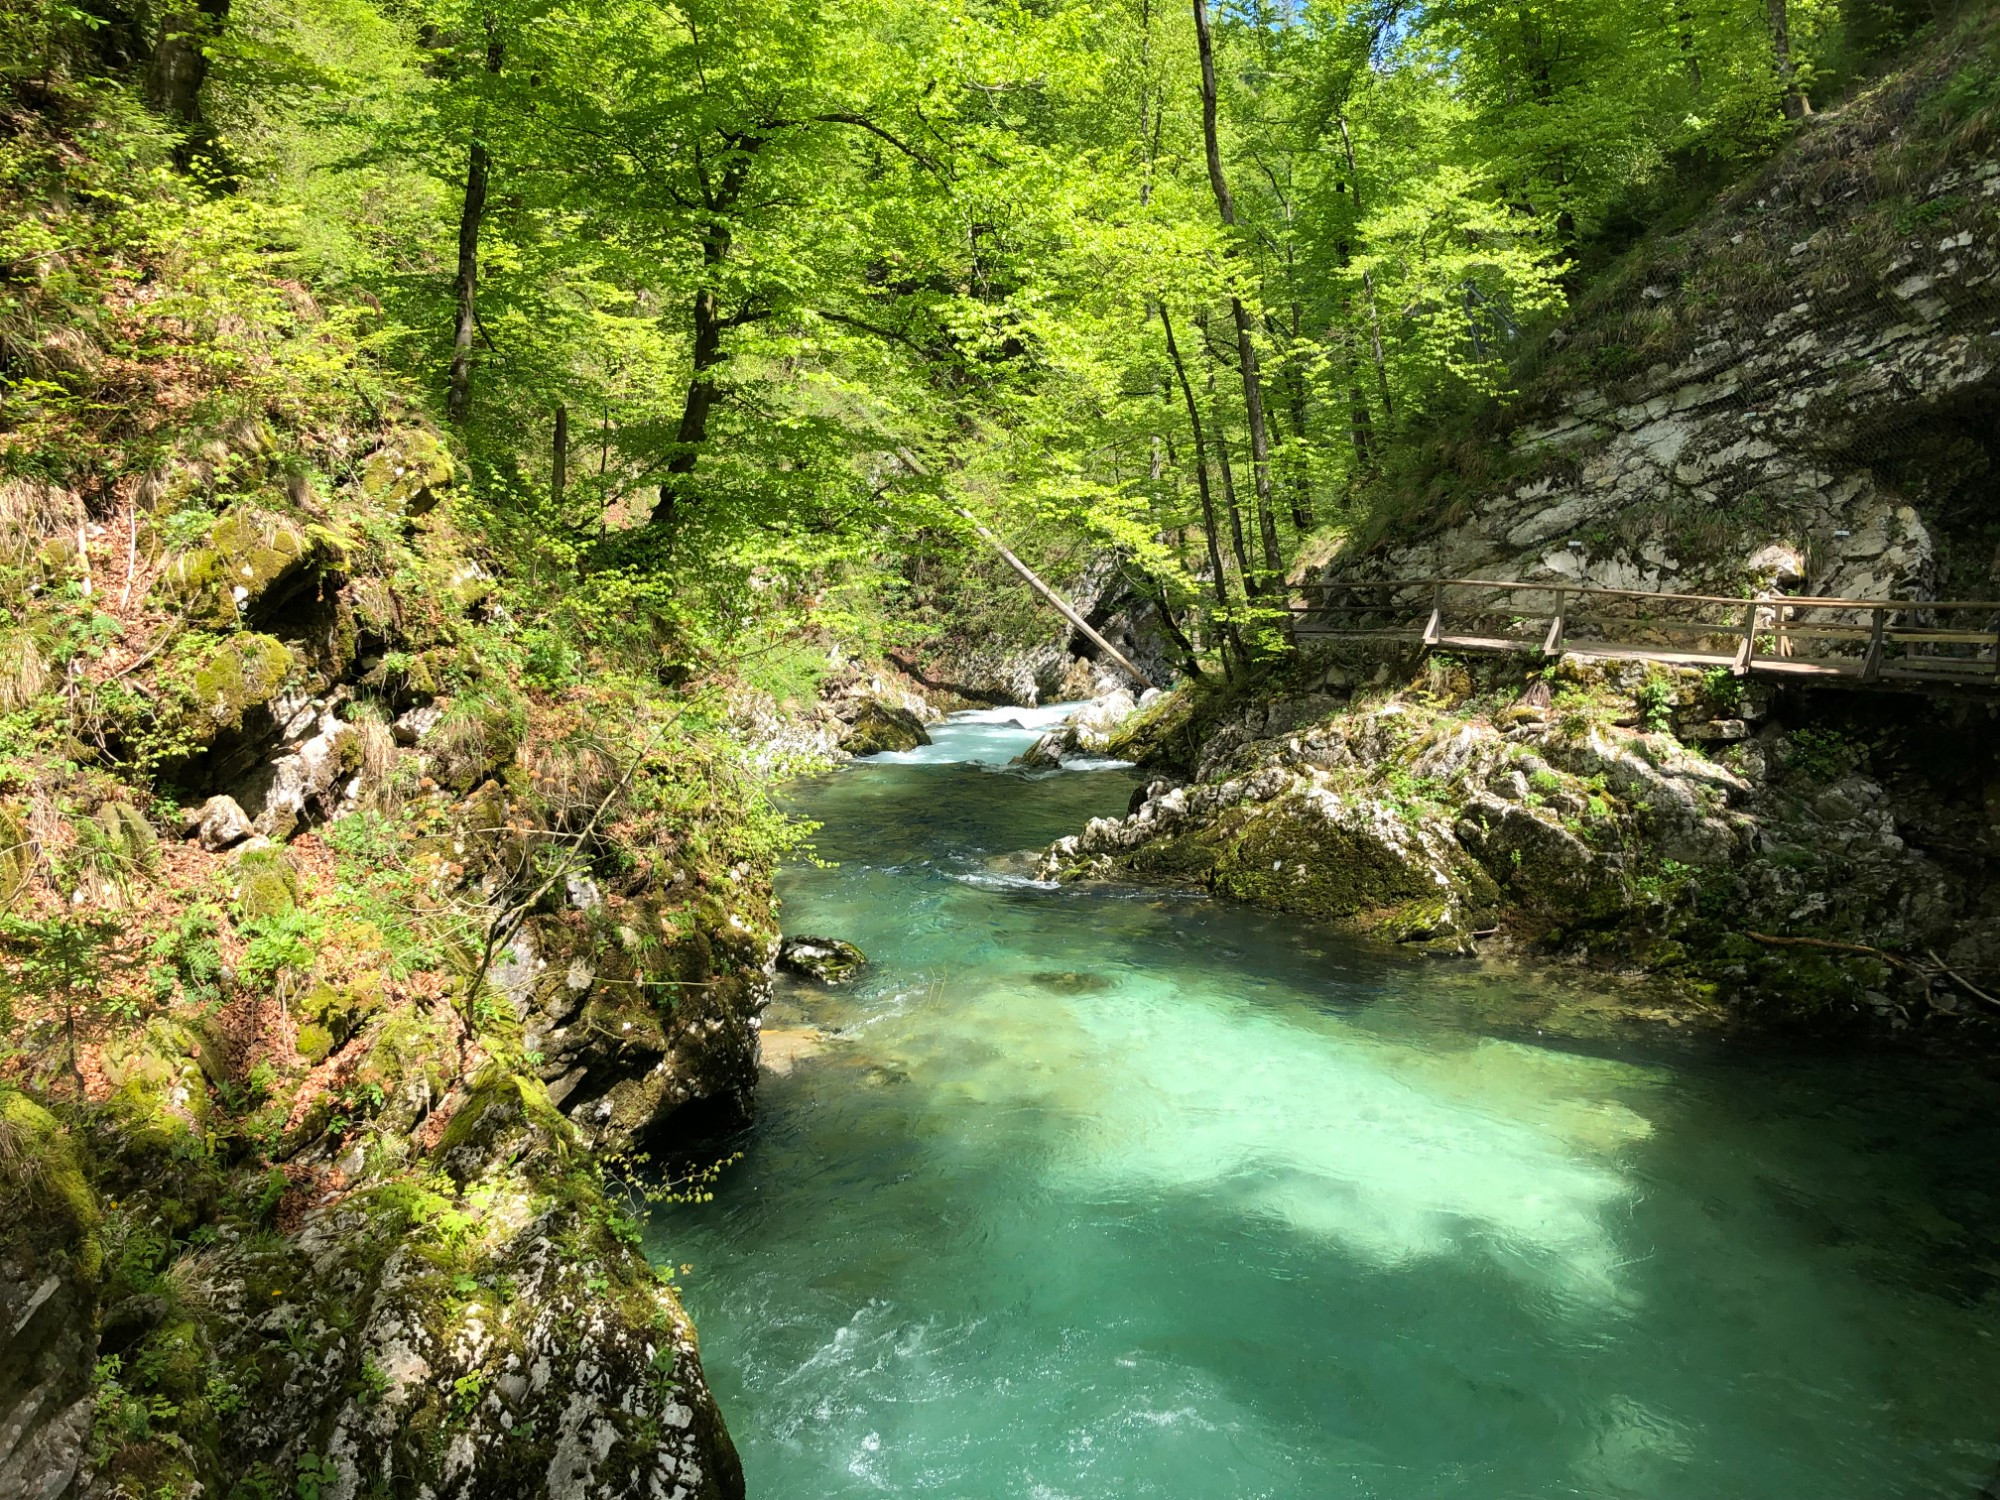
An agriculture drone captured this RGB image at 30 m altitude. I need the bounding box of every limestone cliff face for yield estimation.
[1329,26,1999,606]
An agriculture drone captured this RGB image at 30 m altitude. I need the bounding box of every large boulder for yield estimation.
[356,426,454,516]
[777,935,867,984]
[842,700,930,756]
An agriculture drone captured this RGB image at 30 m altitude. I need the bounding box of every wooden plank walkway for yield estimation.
[1291,578,2000,690]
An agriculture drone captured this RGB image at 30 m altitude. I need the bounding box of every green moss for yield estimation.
[842,701,930,756]
[233,847,298,918]
[358,428,455,515]
[186,633,293,740]
[428,687,527,792]
[0,1088,100,1248]
[1102,687,1197,769]
[296,1023,336,1065]
[99,1021,211,1158]
[161,511,325,626]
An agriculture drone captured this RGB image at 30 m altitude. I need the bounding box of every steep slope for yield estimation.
[1,69,774,1500]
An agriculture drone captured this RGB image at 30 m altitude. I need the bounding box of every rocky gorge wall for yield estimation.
[1323,14,2000,608]
[3,422,773,1497]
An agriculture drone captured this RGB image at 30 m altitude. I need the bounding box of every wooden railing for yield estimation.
[1292,578,2000,687]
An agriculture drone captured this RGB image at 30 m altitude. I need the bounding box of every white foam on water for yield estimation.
[862,703,1090,767]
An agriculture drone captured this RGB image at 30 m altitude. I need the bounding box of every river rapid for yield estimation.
[646,705,2000,1499]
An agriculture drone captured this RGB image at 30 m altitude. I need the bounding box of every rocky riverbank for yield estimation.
[1038,654,2000,1029]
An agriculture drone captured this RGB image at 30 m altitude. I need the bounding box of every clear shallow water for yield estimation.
[647,707,2000,1499]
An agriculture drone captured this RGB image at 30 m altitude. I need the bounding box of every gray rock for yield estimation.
[185,793,254,851]
[777,936,867,985]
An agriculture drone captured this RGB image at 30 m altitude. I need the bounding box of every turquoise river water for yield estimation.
[646,705,2000,1499]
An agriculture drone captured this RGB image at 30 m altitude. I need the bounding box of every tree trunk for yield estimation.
[143,0,229,171]
[1202,353,1254,592]
[552,405,568,503]
[1159,305,1234,630]
[1677,4,1704,91]
[1192,0,1283,584]
[1336,117,1394,422]
[651,146,760,527]
[447,34,504,427]
[1282,303,1313,532]
[1768,0,1810,119]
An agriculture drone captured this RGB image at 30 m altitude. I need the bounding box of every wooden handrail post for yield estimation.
[1422,582,1444,647]
[1863,606,1885,682]
[1734,601,1758,676]
[1542,589,1568,657]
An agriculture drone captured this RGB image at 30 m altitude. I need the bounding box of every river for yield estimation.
[646,704,2000,1499]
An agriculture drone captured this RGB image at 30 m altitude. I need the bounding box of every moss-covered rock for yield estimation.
[426,687,527,792]
[357,426,454,515]
[161,510,329,627]
[842,699,931,756]
[99,1020,211,1159]
[182,632,294,745]
[1,1089,99,1247]
[232,845,299,917]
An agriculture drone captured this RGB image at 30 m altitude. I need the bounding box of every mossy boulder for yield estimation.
[843,700,930,756]
[232,845,298,917]
[294,973,383,1059]
[99,1020,211,1158]
[1083,786,1499,945]
[426,688,526,792]
[161,510,328,626]
[180,632,293,746]
[358,427,454,516]
[1455,796,1631,922]
[436,1068,579,1186]
[1,1089,99,1248]
[778,935,867,984]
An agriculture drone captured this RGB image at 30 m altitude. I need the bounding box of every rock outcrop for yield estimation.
[1317,35,2000,612]
[1042,654,1999,1022]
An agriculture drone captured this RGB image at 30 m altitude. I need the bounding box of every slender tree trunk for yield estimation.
[652,147,760,527]
[1137,0,1157,209]
[1336,117,1394,422]
[1282,302,1312,532]
[144,0,229,172]
[1767,0,1810,119]
[1159,305,1234,632]
[1192,0,1282,585]
[1338,315,1375,469]
[447,34,504,427]
[552,406,568,503]
[1677,4,1704,90]
[1203,356,1254,591]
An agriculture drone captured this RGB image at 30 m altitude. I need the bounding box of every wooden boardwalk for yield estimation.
[1292,578,2000,690]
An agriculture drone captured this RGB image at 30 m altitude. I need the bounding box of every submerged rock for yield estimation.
[1015,687,1141,769]
[778,935,868,984]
